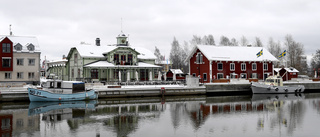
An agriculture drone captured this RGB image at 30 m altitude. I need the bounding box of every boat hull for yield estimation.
[251,82,305,94]
[28,88,98,102]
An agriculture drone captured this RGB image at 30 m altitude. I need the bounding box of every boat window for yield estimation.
[266,79,274,83]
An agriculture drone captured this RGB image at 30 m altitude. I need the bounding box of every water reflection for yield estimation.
[0,93,319,137]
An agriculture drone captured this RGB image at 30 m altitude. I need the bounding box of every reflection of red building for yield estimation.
[0,114,13,136]
[274,67,299,81]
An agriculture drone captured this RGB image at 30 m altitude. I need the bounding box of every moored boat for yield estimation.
[251,75,305,94]
[28,88,98,101]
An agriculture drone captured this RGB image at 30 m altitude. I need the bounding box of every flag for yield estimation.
[278,50,286,58]
[256,49,263,58]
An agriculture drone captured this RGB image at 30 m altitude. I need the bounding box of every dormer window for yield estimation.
[14,43,22,51]
[27,44,35,51]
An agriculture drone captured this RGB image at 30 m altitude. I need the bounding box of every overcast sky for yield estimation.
[1,0,319,62]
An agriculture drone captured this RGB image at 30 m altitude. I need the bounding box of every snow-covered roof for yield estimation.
[0,35,41,53]
[170,69,184,74]
[133,47,157,60]
[274,67,299,73]
[187,45,278,62]
[71,44,155,60]
[74,44,117,58]
[84,61,161,68]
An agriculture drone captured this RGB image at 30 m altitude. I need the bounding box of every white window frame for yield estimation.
[17,58,24,66]
[252,63,257,71]
[217,73,224,79]
[203,73,207,81]
[217,63,223,71]
[241,63,246,71]
[263,63,268,70]
[195,52,203,64]
[252,73,257,79]
[28,59,35,66]
[17,72,23,79]
[230,63,235,71]
[28,72,35,79]
[240,73,247,79]
[5,72,11,79]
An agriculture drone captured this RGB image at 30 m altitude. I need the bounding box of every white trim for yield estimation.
[241,63,246,71]
[217,62,223,71]
[217,73,224,79]
[203,73,207,81]
[252,63,257,71]
[230,63,235,71]
[263,63,268,71]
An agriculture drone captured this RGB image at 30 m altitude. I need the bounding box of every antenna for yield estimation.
[9,24,12,35]
[121,18,123,33]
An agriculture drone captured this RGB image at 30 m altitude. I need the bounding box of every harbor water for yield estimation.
[1,93,320,137]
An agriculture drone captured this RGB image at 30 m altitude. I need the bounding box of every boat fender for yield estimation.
[284,89,288,92]
[275,88,279,91]
[295,89,298,92]
[267,87,271,90]
[299,88,302,92]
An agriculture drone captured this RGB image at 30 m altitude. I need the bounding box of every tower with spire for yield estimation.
[116,31,128,46]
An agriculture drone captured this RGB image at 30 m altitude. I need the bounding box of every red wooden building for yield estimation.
[186,45,278,83]
[0,37,13,71]
[274,67,299,81]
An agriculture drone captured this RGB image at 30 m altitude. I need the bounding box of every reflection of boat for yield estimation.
[28,100,97,116]
[251,93,304,102]
[251,75,305,94]
[28,87,98,101]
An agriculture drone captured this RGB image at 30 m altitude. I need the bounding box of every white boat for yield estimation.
[251,75,305,94]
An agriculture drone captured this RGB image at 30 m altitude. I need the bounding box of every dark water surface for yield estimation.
[1,93,320,137]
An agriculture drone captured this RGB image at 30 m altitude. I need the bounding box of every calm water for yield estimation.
[1,93,320,137]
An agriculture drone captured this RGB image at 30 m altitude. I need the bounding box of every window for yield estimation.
[114,54,119,64]
[241,73,247,79]
[1,118,11,130]
[17,58,24,66]
[28,59,35,66]
[27,44,34,51]
[192,73,196,77]
[196,52,203,64]
[263,63,268,70]
[5,72,11,79]
[14,43,22,51]
[252,73,257,78]
[17,72,23,79]
[78,69,81,78]
[71,69,74,78]
[2,58,11,67]
[121,55,126,64]
[217,73,224,79]
[241,63,246,71]
[217,63,223,71]
[74,53,78,64]
[128,54,133,64]
[252,63,257,71]
[203,73,207,81]
[28,72,35,79]
[2,43,11,53]
[230,63,235,71]
[91,69,99,79]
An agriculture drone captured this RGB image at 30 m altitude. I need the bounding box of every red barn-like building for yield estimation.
[274,67,299,81]
[186,45,278,83]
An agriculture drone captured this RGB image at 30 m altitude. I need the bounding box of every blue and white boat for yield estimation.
[28,88,98,101]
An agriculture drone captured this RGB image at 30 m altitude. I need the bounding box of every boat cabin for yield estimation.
[264,75,283,86]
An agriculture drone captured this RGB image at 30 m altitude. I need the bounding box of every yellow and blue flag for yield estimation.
[256,49,263,58]
[278,50,286,58]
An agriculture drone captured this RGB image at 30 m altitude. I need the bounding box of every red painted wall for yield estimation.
[0,37,13,71]
[189,48,274,83]
[276,68,299,81]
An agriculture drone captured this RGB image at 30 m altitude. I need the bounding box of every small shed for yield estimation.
[166,69,186,81]
[274,67,299,81]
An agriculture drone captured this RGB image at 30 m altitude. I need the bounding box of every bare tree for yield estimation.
[253,37,263,47]
[230,38,238,46]
[170,37,188,72]
[240,35,248,46]
[219,35,231,46]
[311,49,320,77]
[284,34,305,71]
[154,46,164,63]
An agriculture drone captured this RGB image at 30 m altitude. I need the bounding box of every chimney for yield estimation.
[62,55,66,59]
[95,38,100,46]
